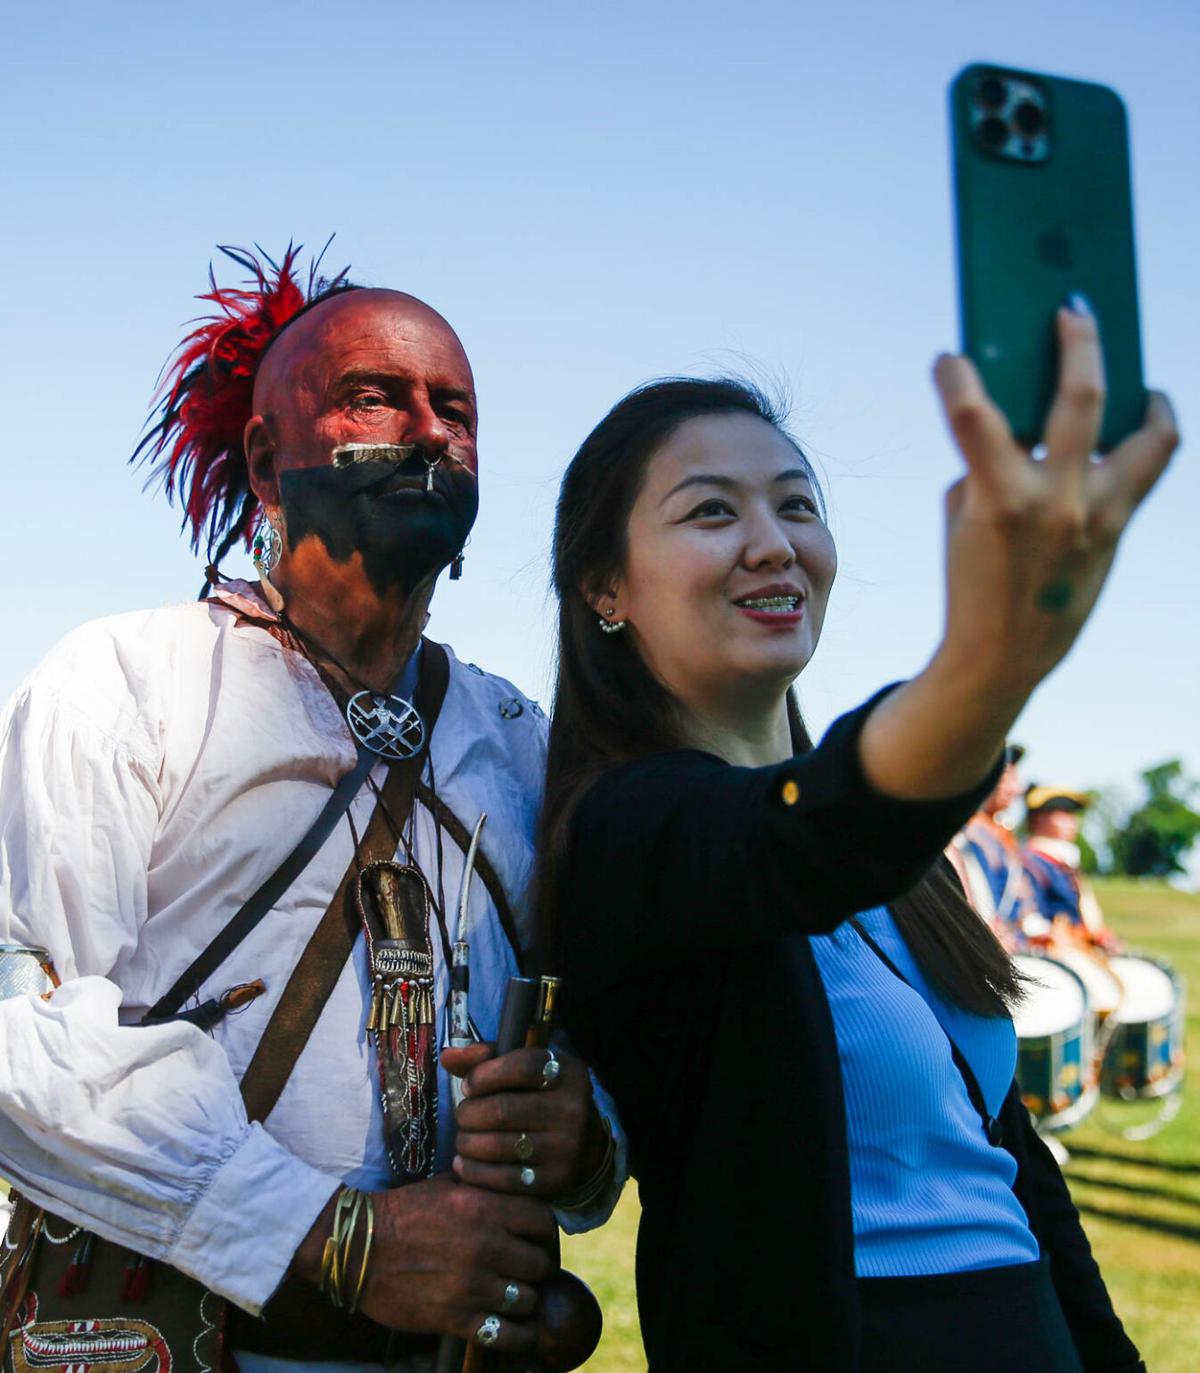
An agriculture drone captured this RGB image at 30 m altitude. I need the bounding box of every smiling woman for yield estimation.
[539,378,1017,1020]
[539,331,1176,1373]
[610,410,836,729]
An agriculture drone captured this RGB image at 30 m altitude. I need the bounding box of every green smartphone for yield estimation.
[950,63,1146,451]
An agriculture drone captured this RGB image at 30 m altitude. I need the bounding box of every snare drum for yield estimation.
[1013,954,1095,1128]
[1100,953,1186,1100]
[1054,946,1123,1019]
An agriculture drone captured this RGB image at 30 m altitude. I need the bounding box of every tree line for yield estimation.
[1078,760,1200,878]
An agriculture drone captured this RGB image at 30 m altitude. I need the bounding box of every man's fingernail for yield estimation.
[460,1078,470,1098]
[453,1154,464,1175]
[1064,292,1093,317]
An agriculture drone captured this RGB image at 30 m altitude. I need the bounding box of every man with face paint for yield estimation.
[244,281,483,674]
[0,248,624,1371]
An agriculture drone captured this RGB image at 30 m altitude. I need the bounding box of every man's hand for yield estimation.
[291,1175,555,1352]
[444,1043,610,1202]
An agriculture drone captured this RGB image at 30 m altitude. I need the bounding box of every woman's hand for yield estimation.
[444,1042,609,1202]
[935,300,1177,694]
[859,300,1178,802]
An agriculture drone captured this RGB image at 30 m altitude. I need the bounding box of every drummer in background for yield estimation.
[950,744,1037,949]
[1022,786,1120,952]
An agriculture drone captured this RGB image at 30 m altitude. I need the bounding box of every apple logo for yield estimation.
[1036,228,1074,270]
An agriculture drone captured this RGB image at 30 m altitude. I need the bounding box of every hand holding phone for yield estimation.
[858,301,1177,806]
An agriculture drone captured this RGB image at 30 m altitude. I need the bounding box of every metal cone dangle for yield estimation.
[346,691,425,761]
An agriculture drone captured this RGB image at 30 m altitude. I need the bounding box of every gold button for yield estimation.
[781,780,800,807]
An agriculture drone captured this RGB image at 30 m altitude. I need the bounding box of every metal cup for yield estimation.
[0,944,54,1000]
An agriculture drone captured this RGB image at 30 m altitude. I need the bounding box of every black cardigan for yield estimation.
[561,697,1144,1373]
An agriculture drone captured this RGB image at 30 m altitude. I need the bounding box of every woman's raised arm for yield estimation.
[859,301,1178,802]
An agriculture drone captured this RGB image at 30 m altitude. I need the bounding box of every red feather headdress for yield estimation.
[133,241,352,560]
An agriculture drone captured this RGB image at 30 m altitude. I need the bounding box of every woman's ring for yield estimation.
[514,1132,535,1162]
[541,1048,561,1089]
[476,1315,502,1347]
[500,1282,521,1313]
[520,1166,536,1188]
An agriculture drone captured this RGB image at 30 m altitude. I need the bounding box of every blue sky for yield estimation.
[2,0,1196,822]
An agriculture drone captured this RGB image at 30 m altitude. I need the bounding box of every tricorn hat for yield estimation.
[1025,785,1089,815]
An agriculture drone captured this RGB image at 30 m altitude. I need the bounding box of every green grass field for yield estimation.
[563,878,1200,1371]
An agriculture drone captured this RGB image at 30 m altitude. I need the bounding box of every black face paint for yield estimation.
[278,446,478,599]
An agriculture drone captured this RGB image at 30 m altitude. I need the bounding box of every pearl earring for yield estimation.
[597,607,626,635]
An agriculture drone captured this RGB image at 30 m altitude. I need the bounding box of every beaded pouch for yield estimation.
[0,1193,227,1373]
[357,861,439,1183]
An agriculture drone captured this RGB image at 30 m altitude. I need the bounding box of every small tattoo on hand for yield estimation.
[1036,581,1073,614]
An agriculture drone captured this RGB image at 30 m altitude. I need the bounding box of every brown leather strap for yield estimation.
[239,641,451,1123]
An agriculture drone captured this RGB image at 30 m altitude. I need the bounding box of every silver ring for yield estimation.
[514,1132,535,1162]
[519,1166,536,1188]
[476,1315,502,1347]
[500,1282,521,1313]
[540,1048,561,1090]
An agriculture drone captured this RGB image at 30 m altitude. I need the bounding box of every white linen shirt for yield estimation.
[0,583,622,1324]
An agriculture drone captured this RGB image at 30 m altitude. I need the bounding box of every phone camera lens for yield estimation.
[1013,101,1044,136]
[978,116,1009,150]
[977,76,1007,110]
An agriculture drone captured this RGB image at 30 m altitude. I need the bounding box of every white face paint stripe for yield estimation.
[331,443,417,467]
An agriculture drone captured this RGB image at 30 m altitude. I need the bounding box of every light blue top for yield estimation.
[810,906,1040,1278]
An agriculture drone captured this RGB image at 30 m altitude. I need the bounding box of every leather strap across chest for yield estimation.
[143,637,529,1125]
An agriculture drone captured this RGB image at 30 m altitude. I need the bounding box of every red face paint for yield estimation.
[260,289,478,481]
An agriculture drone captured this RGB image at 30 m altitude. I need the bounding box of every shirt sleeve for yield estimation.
[566,687,1003,989]
[551,1064,629,1236]
[0,675,338,1314]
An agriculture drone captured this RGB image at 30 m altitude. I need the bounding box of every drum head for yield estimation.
[1054,947,1123,1015]
[1110,955,1176,1023]
[1013,955,1087,1038]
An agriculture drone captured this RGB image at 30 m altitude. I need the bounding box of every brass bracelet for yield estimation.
[348,1193,375,1315]
[320,1189,349,1307]
[552,1117,616,1212]
[321,1187,374,1311]
[319,1232,338,1297]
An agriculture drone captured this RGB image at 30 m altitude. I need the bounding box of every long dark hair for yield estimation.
[538,376,1022,1017]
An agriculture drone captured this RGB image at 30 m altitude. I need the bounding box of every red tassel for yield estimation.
[120,1252,153,1303]
[57,1232,96,1298]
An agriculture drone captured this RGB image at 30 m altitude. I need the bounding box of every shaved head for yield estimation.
[253,288,473,420]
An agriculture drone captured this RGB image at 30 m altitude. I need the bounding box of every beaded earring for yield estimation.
[252,517,282,575]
